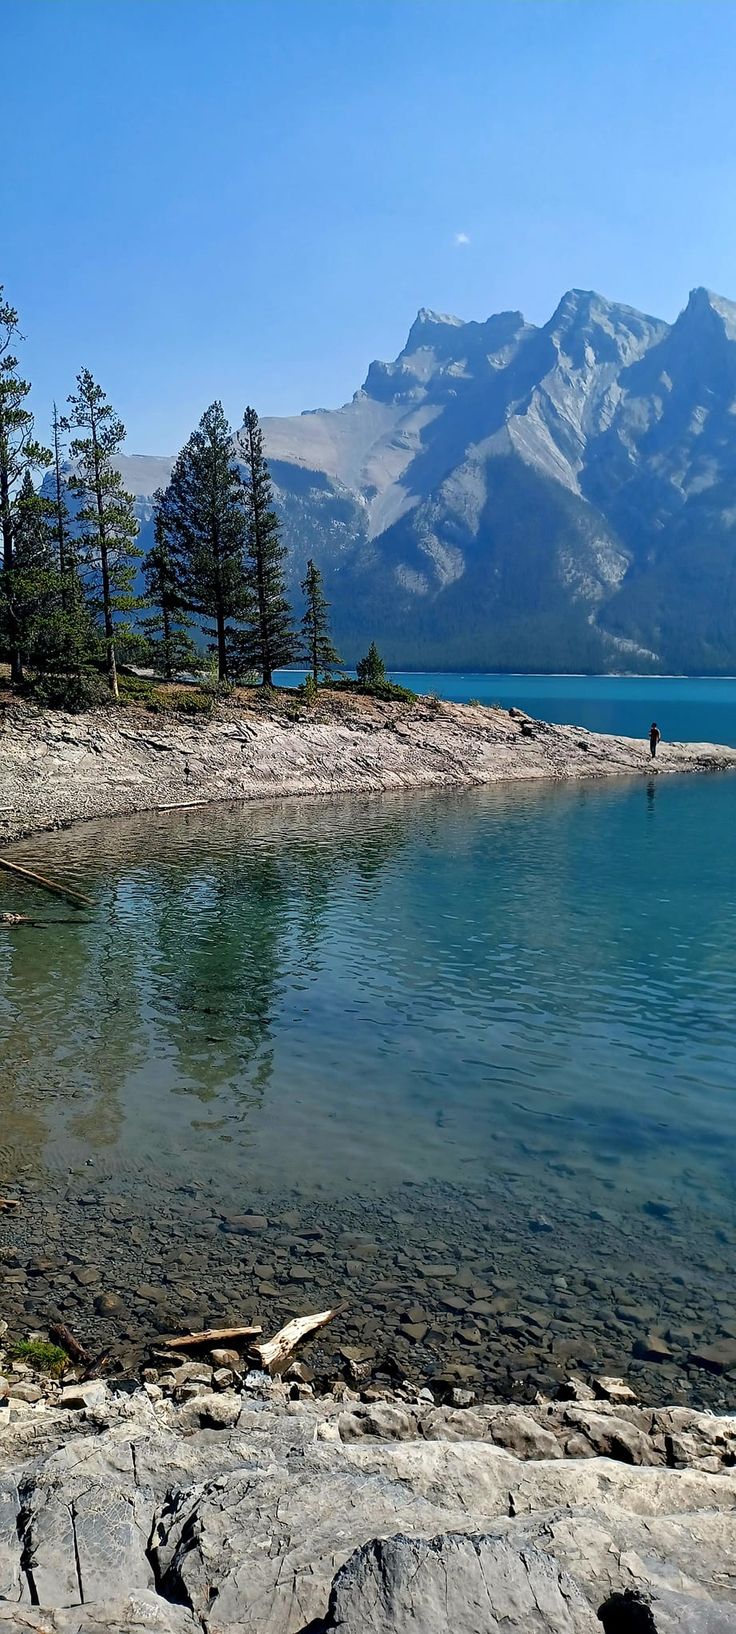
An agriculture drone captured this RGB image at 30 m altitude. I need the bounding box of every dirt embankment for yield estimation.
[2,691,735,847]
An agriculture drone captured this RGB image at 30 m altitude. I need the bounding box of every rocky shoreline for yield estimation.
[2,691,736,848]
[0,1367,734,1632]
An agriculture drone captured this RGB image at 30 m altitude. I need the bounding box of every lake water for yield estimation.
[279,670,736,747]
[2,713,736,1400]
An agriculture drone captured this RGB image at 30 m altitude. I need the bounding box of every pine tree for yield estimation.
[63,369,141,698]
[356,641,386,688]
[141,488,196,678]
[236,406,295,686]
[47,402,96,680]
[1,471,59,675]
[165,402,248,682]
[300,558,341,684]
[0,287,52,683]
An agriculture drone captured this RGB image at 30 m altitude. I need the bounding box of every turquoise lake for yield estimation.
[1,676,735,1397]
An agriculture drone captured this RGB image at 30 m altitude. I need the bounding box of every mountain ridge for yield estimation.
[111,286,736,672]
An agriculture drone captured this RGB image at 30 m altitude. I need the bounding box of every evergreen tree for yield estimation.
[141,488,196,678]
[356,641,386,688]
[300,557,341,684]
[51,403,73,603]
[63,369,141,698]
[236,406,295,686]
[165,402,247,682]
[1,471,59,674]
[0,287,51,683]
[48,402,96,681]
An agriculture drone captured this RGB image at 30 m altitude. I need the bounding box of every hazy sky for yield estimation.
[6,0,736,452]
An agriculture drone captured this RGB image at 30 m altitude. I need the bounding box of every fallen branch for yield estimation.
[250,1307,341,1374]
[0,913,32,926]
[49,1322,93,1368]
[0,1197,20,1210]
[162,1323,263,1351]
[0,856,93,909]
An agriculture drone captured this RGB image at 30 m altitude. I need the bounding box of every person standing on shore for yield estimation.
[649,722,661,759]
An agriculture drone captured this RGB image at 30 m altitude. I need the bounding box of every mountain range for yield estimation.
[115,286,736,673]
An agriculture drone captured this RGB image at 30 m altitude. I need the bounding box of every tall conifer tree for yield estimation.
[0,471,59,676]
[301,558,341,684]
[0,288,51,682]
[63,369,141,698]
[165,403,247,682]
[141,487,196,678]
[237,406,295,687]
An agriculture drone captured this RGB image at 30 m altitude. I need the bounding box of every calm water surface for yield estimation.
[1,686,736,1394]
[3,777,735,1217]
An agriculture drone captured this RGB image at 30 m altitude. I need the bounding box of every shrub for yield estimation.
[118,674,158,706]
[30,673,113,712]
[302,674,318,707]
[332,677,418,704]
[8,1339,68,1377]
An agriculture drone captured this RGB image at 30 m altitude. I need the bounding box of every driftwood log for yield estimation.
[162,1323,263,1351]
[0,856,92,909]
[249,1308,340,1374]
[49,1323,93,1368]
[0,1198,19,1210]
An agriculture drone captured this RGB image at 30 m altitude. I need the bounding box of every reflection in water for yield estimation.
[1,779,736,1250]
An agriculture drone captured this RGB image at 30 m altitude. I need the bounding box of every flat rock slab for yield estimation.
[0,1390,734,1633]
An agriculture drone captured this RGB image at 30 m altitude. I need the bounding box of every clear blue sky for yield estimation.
[5,0,736,453]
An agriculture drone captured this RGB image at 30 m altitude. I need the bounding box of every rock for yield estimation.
[222,1214,268,1234]
[592,1376,638,1404]
[210,1348,241,1369]
[401,1323,428,1345]
[449,1388,474,1408]
[599,1588,736,1632]
[58,1381,109,1411]
[689,1340,736,1374]
[94,1293,125,1316]
[320,1533,599,1632]
[487,1411,563,1462]
[633,1333,673,1363]
[558,1379,596,1403]
[0,1592,201,1630]
[338,1404,418,1441]
[6,1382,43,1403]
[561,1407,657,1465]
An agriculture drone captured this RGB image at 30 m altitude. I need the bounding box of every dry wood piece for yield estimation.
[162,1323,263,1351]
[0,913,32,925]
[49,1322,93,1368]
[0,1197,20,1209]
[0,856,93,909]
[250,1307,341,1374]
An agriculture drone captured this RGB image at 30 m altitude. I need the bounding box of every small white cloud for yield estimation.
[454,231,471,247]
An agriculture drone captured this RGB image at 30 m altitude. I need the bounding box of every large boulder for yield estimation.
[316,1532,600,1632]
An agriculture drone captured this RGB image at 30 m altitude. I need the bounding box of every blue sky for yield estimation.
[5,0,736,452]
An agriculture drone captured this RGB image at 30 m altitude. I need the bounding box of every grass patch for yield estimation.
[8,1339,68,1377]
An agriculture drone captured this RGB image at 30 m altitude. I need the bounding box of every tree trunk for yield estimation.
[311,620,318,686]
[162,599,173,680]
[216,602,227,682]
